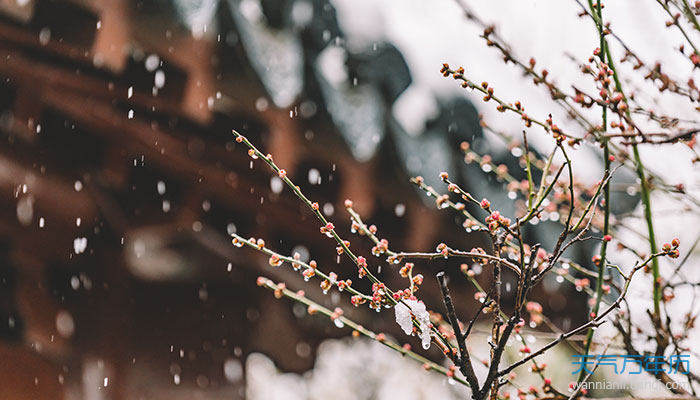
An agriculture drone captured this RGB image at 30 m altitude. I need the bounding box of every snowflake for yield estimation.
[394,299,431,349]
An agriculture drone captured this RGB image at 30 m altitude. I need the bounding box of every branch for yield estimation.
[436,271,481,391]
[500,251,667,377]
[256,276,471,387]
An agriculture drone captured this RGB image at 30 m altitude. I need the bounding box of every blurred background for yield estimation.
[0,0,697,399]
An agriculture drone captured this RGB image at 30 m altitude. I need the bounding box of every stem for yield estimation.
[523,131,536,209]
[443,68,582,140]
[602,38,662,319]
[579,143,611,380]
[579,0,611,384]
[680,0,700,33]
[633,145,661,316]
[346,205,522,275]
[256,276,470,387]
[583,0,662,318]
[655,0,700,55]
[231,233,372,301]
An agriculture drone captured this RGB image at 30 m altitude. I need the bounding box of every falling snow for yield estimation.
[73,237,87,254]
